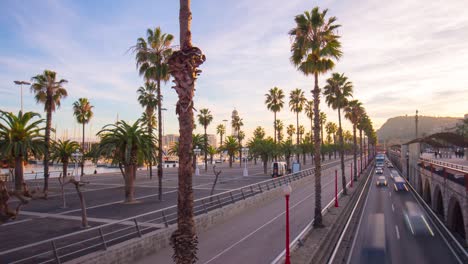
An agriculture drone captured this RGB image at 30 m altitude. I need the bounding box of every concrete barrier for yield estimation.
[68,169,316,264]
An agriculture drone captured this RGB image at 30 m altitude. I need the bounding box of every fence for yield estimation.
[0,160,345,264]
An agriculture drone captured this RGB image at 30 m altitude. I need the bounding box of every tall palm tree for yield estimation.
[324,72,353,194]
[304,100,314,142]
[197,108,213,171]
[275,119,284,142]
[357,112,369,172]
[167,1,205,261]
[97,120,154,202]
[30,70,68,197]
[222,136,239,168]
[345,100,364,181]
[0,111,45,192]
[216,124,225,147]
[72,98,94,177]
[298,125,305,141]
[231,115,244,167]
[134,26,174,202]
[289,88,307,162]
[253,126,266,139]
[325,122,337,144]
[51,140,80,178]
[290,7,342,227]
[286,124,295,140]
[319,112,327,144]
[265,87,284,144]
[137,82,157,181]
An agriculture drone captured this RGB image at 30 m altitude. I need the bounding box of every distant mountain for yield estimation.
[376,115,462,144]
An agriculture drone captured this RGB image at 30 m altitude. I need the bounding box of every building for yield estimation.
[162,134,179,151]
[207,134,217,148]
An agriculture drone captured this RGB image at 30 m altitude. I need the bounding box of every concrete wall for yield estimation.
[68,169,317,264]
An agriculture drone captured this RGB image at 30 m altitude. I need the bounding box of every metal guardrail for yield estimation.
[0,159,347,264]
[419,157,468,173]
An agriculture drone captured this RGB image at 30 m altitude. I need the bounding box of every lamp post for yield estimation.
[242,147,249,176]
[194,147,201,176]
[71,150,83,182]
[14,80,31,113]
[283,184,292,264]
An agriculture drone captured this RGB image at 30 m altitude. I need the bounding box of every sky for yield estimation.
[1,0,467,141]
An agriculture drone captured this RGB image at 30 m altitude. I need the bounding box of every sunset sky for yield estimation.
[1,0,467,141]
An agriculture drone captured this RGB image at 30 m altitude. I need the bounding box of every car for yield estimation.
[376,176,387,187]
[375,167,383,174]
[393,176,409,192]
[215,160,222,164]
[387,163,393,168]
[403,202,434,236]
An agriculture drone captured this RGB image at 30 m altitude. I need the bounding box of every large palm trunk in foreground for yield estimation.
[81,123,85,176]
[14,157,24,191]
[313,72,323,227]
[169,1,205,262]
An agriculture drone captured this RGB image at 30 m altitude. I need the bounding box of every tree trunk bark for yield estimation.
[73,180,88,228]
[229,155,232,168]
[169,1,204,261]
[81,123,85,176]
[124,165,135,203]
[359,129,363,173]
[338,108,347,195]
[353,125,358,181]
[263,160,267,174]
[148,110,153,180]
[157,78,164,201]
[43,105,52,198]
[296,112,300,163]
[313,72,323,227]
[14,156,24,192]
[204,126,208,171]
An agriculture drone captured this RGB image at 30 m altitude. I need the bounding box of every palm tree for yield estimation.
[305,100,314,142]
[206,146,217,165]
[51,140,80,179]
[325,122,336,144]
[345,100,364,181]
[286,124,295,140]
[30,70,68,197]
[324,72,353,194]
[167,2,205,259]
[319,112,327,144]
[231,115,244,167]
[358,112,369,172]
[249,138,275,174]
[290,7,342,227]
[72,98,94,177]
[137,82,157,182]
[265,87,284,144]
[97,120,154,202]
[0,111,45,192]
[216,124,226,147]
[298,125,305,141]
[197,108,213,171]
[222,136,239,168]
[275,119,284,142]
[134,26,174,202]
[253,126,266,139]
[192,134,206,171]
[289,88,306,162]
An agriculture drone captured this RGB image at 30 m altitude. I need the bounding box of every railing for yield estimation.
[0,159,346,264]
[419,157,468,173]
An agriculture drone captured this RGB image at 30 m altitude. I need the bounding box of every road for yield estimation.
[348,159,461,264]
[138,157,359,264]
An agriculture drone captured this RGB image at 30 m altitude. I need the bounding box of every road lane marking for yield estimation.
[202,188,316,264]
[395,225,400,240]
[392,204,395,212]
[389,192,391,197]
[405,214,415,235]
[0,218,32,227]
[421,215,435,236]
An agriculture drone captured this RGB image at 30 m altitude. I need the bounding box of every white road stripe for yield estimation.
[392,204,395,212]
[0,218,33,227]
[395,225,400,240]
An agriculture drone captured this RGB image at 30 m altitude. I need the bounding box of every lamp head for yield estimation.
[282,184,292,196]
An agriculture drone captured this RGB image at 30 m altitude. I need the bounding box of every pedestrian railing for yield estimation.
[0,159,345,264]
[419,157,468,173]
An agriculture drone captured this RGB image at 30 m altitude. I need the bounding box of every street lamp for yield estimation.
[161,108,167,137]
[71,150,83,182]
[283,184,292,264]
[194,147,201,176]
[242,147,249,176]
[14,80,31,113]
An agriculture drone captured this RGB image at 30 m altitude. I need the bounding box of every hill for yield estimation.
[376,115,462,144]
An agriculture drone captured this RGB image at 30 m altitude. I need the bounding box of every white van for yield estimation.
[271,162,287,178]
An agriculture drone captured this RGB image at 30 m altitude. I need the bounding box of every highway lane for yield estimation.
[138,157,358,264]
[348,158,461,264]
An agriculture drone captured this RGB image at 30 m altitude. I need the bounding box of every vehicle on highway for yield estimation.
[375,167,383,174]
[404,202,434,236]
[387,163,393,168]
[271,162,287,178]
[376,176,387,187]
[361,214,386,262]
[375,154,385,168]
[393,176,409,192]
[215,160,222,164]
